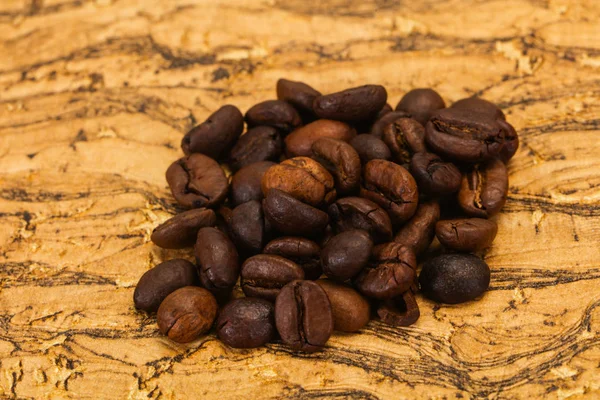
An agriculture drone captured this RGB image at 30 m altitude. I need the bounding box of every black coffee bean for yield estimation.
[195,227,239,296]
[229,126,282,171]
[285,119,356,158]
[451,96,505,120]
[321,230,373,281]
[350,134,391,163]
[276,78,321,114]
[229,200,269,256]
[458,158,508,218]
[498,119,519,162]
[436,218,498,252]
[313,85,387,122]
[241,254,305,301]
[328,197,392,243]
[230,161,276,207]
[151,208,216,249]
[263,237,322,280]
[393,201,440,256]
[382,117,426,164]
[316,279,370,332]
[409,152,462,196]
[311,137,361,195]
[263,189,329,237]
[245,100,302,133]
[370,110,411,138]
[216,298,275,348]
[395,88,445,126]
[377,289,420,327]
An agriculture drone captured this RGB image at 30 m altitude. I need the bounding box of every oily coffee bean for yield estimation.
[393,201,440,256]
[134,259,199,312]
[377,290,420,327]
[361,160,419,225]
[419,254,490,304]
[216,298,275,348]
[229,126,282,171]
[458,158,508,218]
[230,161,276,207]
[321,230,373,281]
[425,108,505,163]
[436,218,498,252]
[263,189,329,237]
[229,201,269,256]
[275,280,333,352]
[311,138,361,195]
[195,227,239,296]
[263,237,322,280]
[328,197,393,243]
[285,119,356,158]
[261,157,336,207]
[316,280,370,332]
[350,134,391,163]
[313,85,388,122]
[498,119,519,162]
[166,154,228,209]
[382,117,426,164]
[151,208,216,249]
[241,254,305,301]
[181,105,244,158]
[276,78,321,114]
[157,286,217,343]
[370,110,411,138]
[245,100,302,133]
[409,152,462,196]
[451,96,505,120]
[395,88,446,126]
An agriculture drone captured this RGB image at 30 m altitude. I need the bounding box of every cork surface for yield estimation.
[1,0,600,398]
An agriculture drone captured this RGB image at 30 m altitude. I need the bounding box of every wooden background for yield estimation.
[1,0,599,398]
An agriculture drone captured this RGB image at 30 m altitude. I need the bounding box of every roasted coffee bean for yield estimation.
[393,201,440,256]
[382,117,426,164]
[181,105,244,158]
[395,88,446,126]
[134,259,199,312]
[311,138,361,195]
[230,161,276,207]
[352,103,393,134]
[425,108,505,163]
[419,254,490,304]
[195,227,239,296]
[263,189,329,237]
[229,126,282,171]
[361,160,419,225]
[409,152,462,196]
[166,154,228,209]
[261,157,336,207]
[241,254,305,301]
[458,158,508,218]
[350,134,391,163]
[285,119,356,158]
[245,100,302,133]
[328,197,392,243]
[451,96,505,120]
[263,237,322,280]
[377,290,420,327]
[370,110,411,138]
[229,201,269,256]
[157,286,217,343]
[498,119,519,162]
[151,208,216,249]
[313,85,388,122]
[321,230,373,281]
[275,280,333,352]
[216,298,275,348]
[316,280,370,332]
[436,218,498,252]
[276,78,321,114]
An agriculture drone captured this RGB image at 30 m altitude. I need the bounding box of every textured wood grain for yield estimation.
[1,0,600,399]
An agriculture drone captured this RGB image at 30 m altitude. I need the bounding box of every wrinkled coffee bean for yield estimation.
[311,138,361,195]
[328,197,393,243]
[166,154,228,209]
[229,126,282,171]
[245,100,302,133]
[321,230,373,281]
[229,201,269,256]
[241,254,305,301]
[419,254,490,304]
[382,117,426,164]
[216,298,275,348]
[377,290,420,327]
[451,96,505,120]
[395,88,445,126]
[134,259,199,312]
[263,189,329,237]
[230,161,276,207]
[313,85,387,122]
[285,119,356,157]
[370,110,411,138]
[276,78,321,114]
[151,208,216,249]
[498,119,519,162]
[316,280,370,332]
[393,201,440,256]
[436,218,498,252]
[409,152,462,196]
[195,227,239,296]
[157,286,217,343]
[350,134,391,163]
[263,237,322,280]
[458,158,508,218]
[275,280,333,352]
[181,105,244,158]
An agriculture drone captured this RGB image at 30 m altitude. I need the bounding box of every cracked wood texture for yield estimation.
[1,0,600,399]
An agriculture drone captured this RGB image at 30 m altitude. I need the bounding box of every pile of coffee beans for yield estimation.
[133,79,517,351]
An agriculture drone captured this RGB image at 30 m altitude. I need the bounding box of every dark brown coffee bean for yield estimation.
[276,78,321,114]
[436,218,498,252]
[245,100,302,133]
[409,152,462,196]
[134,259,199,312]
[328,197,392,243]
[230,161,276,207]
[263,237,322,280]
[393,201,440,256]
[313,85,387,122]
[181,105,244,158]
[157,286,217,343]
[150,208,216,249]
[350,134,391,163]
[261,157,336,207]
[229,126,282,171]
[395,88,445,126]
[311,138,361,195]
[263,189,329,237]
[316,280,370,332]
[321,230,373,281]
[451,96,505,120]
[241,254,305,301]
[166,154,228,209]
[275,280,333,352]
[229,201,269,256]
[285,119,356,158]
[425,108,505,163]
[377,290,420,327]
[419,254,490,304]
[216,205,233,234]
[361,160,419,225]
[458,158,508,218]
[369,110,411,138]
[216,298,275,348]
[498,119,519,162]
[195,227,239,296]
[382,118,426,164]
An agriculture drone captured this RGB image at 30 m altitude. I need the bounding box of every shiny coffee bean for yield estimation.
[377,290,420,327]
[451,96,505,120]
[409,152,462,196]
[216,298,275,348]
[275,280,333,352]
[393,201,440,256]
[311,138,361,195]
[313,85,388,122]
[316,280,370,332]
[458,158,508,218]
[229,126,282,171]
[276,78,321,114]
[498,119,519,162]
[245,100,302,133]
[229,201,269,256]
[285,119,356,158]
[263,189,329,237]
[241,254,305,301]
[350,134,391,163]
[230,161,276,207]
[436,218,498,252]
[382,117,426,164]
[195,227,239,296]
[328,197,393,243]
[370,110,411,138]
[263,237,322,280]
[395,88,446,126]
[321,230,373,281]
[151,208,216,249]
